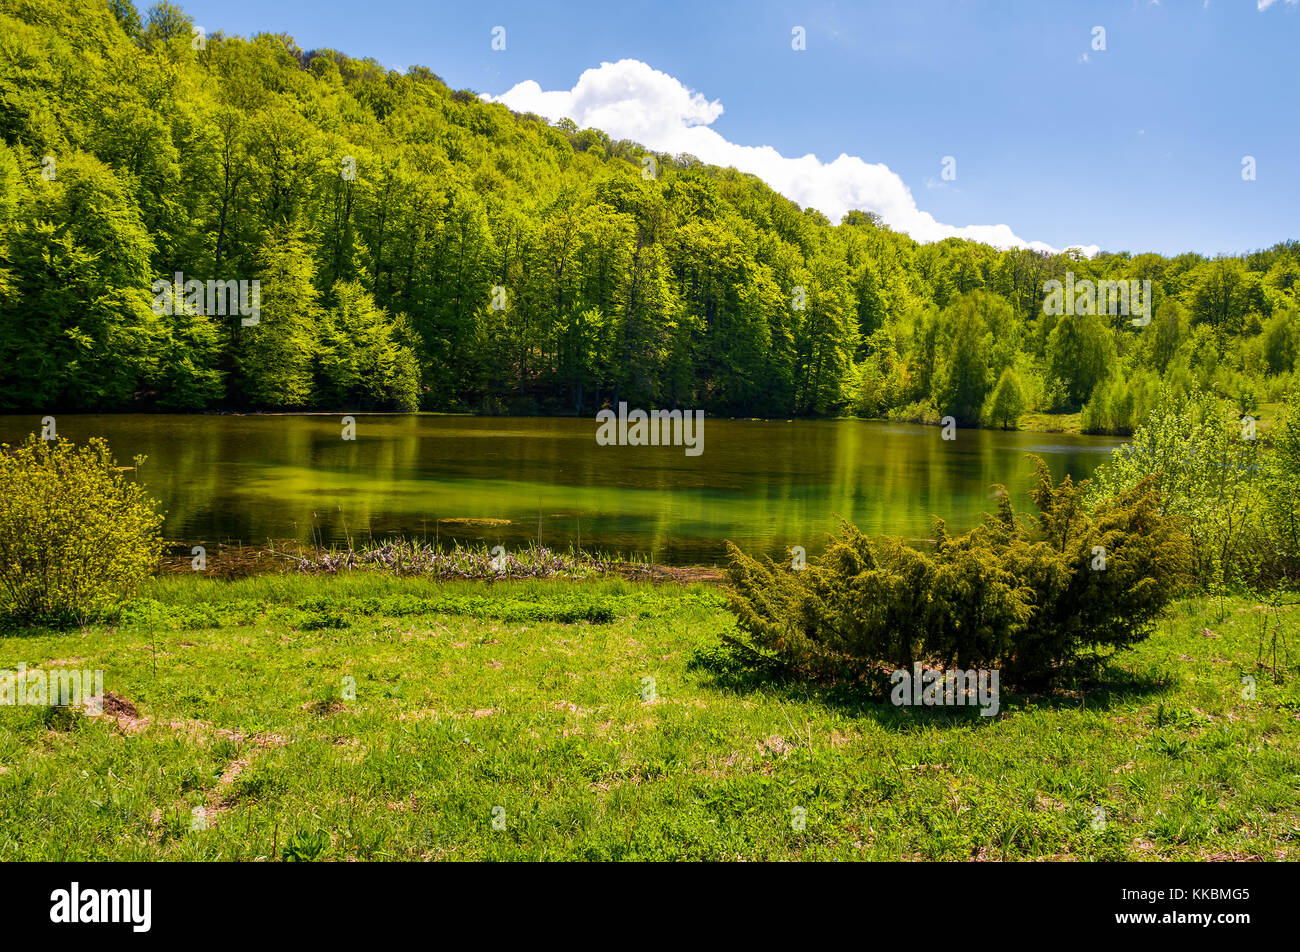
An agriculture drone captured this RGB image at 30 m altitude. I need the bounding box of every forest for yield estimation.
[1,0,1297,433]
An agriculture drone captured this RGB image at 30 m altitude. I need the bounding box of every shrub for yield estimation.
[1087,388,1268,588]
[1079,370,1160,435]
[1000,459,1190,683]
[1263,370,1295,403]
[1262,397,1300,581]
[0,436,163,624]
[725,456,1189,688]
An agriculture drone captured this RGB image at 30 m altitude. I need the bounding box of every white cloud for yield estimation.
[485,60,1097,257]
[1259,0,1297,10]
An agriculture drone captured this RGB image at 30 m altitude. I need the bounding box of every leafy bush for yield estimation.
[725,456,1189,687]
[1087,388,1268,587]
[1262,397,1300,581]
[0,436,163,624]
[1079,369,1160,435]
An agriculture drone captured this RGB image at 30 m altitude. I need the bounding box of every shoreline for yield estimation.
[0,407,1122,436]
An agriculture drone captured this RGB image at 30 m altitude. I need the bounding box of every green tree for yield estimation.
[932,293,994,424]
[1046,311,1117,410]
[235,228,320,407]
[1187,258,1248,333]
[0,152,161,409]
[1262,309,1297,375]
[109,0,143,36]
[984,367,1026,430]
[142,2,192,48]
[319,280,420,410]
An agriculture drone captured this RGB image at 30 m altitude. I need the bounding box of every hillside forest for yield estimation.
[1,1,1297,433]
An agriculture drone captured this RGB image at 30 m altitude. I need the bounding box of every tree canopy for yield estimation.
[0,0,1296,430]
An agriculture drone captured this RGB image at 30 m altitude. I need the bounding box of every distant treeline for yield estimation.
[0,1,1297,432]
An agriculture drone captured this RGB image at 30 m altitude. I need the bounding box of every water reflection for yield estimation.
[0,415,1122,565]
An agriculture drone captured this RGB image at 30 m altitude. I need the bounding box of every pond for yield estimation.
[0,414,1124,565]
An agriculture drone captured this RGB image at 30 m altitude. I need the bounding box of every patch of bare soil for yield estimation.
[89,692,288,828]
[303,699,346,716]
[101,691,139,720]
[207,732,289,818]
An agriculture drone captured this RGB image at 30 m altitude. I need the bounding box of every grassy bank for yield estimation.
[0,573,1297,860]
[872,401,1286,437]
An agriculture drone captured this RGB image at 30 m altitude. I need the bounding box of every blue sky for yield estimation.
[171,0,1298,256]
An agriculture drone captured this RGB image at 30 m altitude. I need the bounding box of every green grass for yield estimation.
[1019,402,1287,438]
[1,573,1297,860]
[1020,410,1083,434]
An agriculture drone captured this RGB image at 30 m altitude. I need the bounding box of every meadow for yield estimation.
[1,572,1296,861]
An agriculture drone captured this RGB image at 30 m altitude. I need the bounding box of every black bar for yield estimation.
[0,861,1278,939]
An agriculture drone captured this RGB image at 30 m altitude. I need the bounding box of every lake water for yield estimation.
[0,414,1123,565]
